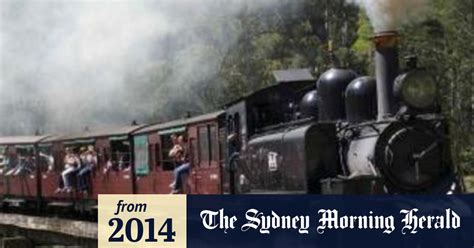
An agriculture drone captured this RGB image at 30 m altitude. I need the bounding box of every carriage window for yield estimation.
[160,133,185,171]
[198,126,209,165]
[210,125,218,162]
[111,140,131,171]
[161,135,174,171]
[5,146,36,176]
[38,146,54,172]
[2,146,18,172]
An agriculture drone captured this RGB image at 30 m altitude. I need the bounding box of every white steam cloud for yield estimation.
[0,0,289,135]
[348,0,429,32]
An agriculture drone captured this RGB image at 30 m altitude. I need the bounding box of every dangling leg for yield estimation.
[171,163,190,194]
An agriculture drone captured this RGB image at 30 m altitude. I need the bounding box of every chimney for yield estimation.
[373,31,400,119]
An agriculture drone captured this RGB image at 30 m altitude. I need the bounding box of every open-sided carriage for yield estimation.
[0,136,49,209]
[38,125,143,210]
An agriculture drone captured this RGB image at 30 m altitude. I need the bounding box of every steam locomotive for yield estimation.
[0,31,463,213]
[228,31,463,195]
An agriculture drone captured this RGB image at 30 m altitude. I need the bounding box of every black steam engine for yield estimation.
[225,31,464,194]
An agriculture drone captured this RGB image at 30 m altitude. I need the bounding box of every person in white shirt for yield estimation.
[55,148,80,193]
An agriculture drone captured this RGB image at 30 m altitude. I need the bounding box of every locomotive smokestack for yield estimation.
[373,31,400,119]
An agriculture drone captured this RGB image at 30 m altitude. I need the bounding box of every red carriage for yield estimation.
[131,111,226,194]
[38,125,143,209]
[0,136,49,208]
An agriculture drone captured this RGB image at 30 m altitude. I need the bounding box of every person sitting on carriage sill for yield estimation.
[55,148,80,193]
[77,145,97,194]
[169,135,190,194]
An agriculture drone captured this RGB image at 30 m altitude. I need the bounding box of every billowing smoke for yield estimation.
[0,0,289,135]
[348,0,429,32]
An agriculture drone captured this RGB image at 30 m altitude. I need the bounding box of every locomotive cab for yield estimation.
[224,69,316,140]
[224,69,327,194]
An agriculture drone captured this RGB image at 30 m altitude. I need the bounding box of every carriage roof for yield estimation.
[133,110,225,135]
[0,135,50,146]
[41,125,145,143]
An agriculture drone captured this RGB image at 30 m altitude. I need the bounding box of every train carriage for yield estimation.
[39,125,144,208]
[131,111,226,194]
[0,135,49,208]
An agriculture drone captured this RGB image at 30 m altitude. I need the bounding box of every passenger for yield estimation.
[167,135,182,189]
[168,134,183,159]
[5,155,20,176]
[79,146,87,165]
[3,151,19,177]
[118,152,130,171]
[39,152,54,172]
[103,158,114,174]
[56,148,80,193]
[170,135,190,194]
[77,145,97,194]
[13,151,34,176]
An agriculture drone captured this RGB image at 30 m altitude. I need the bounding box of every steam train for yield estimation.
[0,31,464,213]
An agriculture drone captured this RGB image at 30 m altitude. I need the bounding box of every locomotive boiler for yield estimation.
[226,31,464,194]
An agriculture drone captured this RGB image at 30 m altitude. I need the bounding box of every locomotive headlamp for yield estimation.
[394,70,436,109]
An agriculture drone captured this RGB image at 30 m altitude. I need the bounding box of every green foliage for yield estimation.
[352,13,372,54]
[351,13,373,75]
[464,175,474,193]
[218,0,361,102]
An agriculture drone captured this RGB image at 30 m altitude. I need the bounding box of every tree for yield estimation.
[218,0,361,104]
